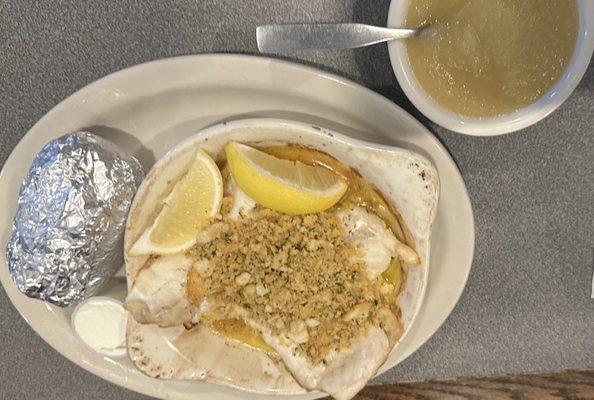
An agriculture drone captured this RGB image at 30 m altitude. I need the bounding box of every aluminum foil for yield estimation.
[6,132,144,307]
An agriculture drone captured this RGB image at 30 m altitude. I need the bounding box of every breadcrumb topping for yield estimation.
[189,198,395,365]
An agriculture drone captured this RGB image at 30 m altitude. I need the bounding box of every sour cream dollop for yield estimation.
[71,297,127,357]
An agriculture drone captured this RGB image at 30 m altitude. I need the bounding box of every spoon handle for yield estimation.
[256,23,420,53]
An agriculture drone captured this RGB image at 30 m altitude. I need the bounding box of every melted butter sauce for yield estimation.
[209,144,409,354]
[209,318,276,355]
[383,258,402,292]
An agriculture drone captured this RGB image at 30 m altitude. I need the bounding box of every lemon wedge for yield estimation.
[130,149,223,256]
[225,142,347,215]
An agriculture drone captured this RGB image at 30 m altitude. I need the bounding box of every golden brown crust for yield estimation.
[189,203,401,365]
[186,265,205,308]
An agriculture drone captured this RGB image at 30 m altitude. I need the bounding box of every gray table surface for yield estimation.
[1,1,593,399]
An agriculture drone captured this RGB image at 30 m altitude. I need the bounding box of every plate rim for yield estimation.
[0,53,475,399]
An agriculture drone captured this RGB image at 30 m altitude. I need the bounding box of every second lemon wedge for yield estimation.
[130,149,223,256]
[225,142,347,215]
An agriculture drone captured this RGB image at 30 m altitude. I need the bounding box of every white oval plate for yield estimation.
[0,55,474,400]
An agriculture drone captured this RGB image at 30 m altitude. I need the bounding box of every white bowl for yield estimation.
[388,0,594,136]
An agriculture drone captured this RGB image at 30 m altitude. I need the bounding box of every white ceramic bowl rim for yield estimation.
[388,0,594,136]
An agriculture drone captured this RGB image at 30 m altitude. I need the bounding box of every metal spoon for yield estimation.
[256,23,424,53]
